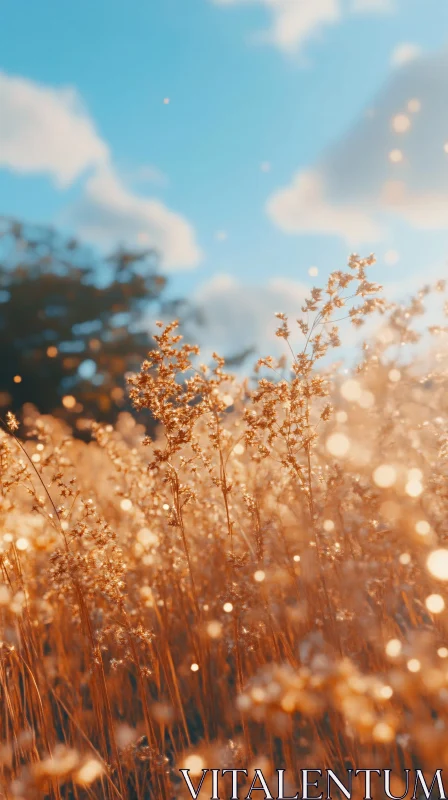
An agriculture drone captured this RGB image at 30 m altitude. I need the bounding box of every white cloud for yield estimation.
[0,71,201,270]
[267,47,448,243]
[190,271,414,365]
[267,169,383,244]
[0,71,108,187]
[381,182,448,229]
[391,42,421,67]
[262,0,340,54]
[66,166,202,270]
[186,261,446,368]
[212,0,339,53]
[211,0,392,53]
[190,272,309,360]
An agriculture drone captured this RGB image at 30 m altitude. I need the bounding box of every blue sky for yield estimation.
[1,0,448,357]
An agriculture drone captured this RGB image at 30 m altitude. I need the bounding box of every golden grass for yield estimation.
[1,255,448,799]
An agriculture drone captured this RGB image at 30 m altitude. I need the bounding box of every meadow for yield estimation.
[1,254,448,799]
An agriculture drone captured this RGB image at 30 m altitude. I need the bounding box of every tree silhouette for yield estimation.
[0,216,166,426]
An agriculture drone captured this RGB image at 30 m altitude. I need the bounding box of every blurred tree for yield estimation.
[0,216,166,427]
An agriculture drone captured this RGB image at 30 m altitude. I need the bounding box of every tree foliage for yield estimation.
[0,216,166,426]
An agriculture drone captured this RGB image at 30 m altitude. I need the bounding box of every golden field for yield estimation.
[1,255,448,799]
